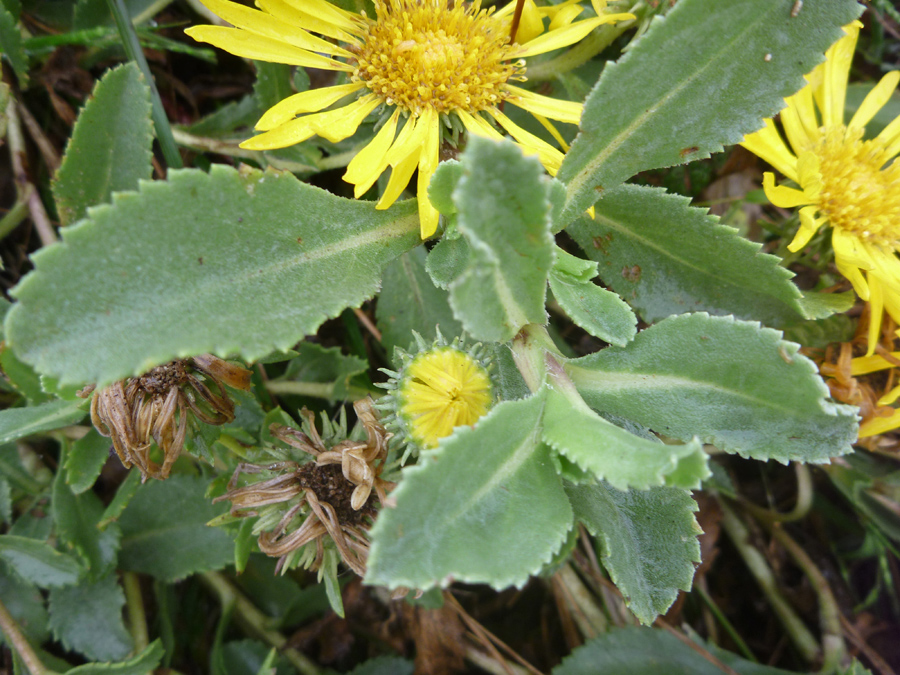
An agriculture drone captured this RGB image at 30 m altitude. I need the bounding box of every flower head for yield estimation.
[741,21,900,355]
[378,330,493,452]
[186,0,633,237]
[217,398,392,575]
[85,355,252,481]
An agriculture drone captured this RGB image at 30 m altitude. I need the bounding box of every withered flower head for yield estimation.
[216,398,392,577]
[85,354,252,481]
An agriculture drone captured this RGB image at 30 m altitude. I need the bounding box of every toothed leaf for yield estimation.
[566,313,858,462]
[6,165,420,387]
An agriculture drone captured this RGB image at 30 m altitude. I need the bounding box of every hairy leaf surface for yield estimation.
[7,165,420,387]
[566,481,701,624]
[53,63,154,225]
[557,0,861,224]
[118,474,233,581]
[567,314,858,462]
[366,392,573,590]
[568,185,808,326]
[448,137,554,342]
[0,400,86,446]
[0,536,83,588]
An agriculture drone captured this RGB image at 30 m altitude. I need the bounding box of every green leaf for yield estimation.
[796,289,855,320]
[553,627,798,675]
[782,313,854,350]
[7,165,420,388]
[0,562,50,644]
[99,468,142,528]
[568,185,807,326]
[566,481,701,624]
[377,246,464,357]
[63,640,165,675]
[0,4,28,86]
[253,61,295,111]
[118,474,234,581]
[0,535,84,588]
[366,391,573,590]
[277,342,368,400]
[557,0,862,224]
[65,428,110,494]
[52,460,120,579]
[48,573,132,662]
[447,137,554,342]
[0,343,53,404]
[566,313,858,463]
[425,235,469,290]
[53,62,154,225]
[543,384,708,491]
[0,399,86,445]
[549,267,636,347]
[0,476,9,523]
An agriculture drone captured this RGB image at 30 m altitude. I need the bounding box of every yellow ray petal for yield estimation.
[185,26,350,71]
[531,112,569,150]
[851,353,900,376]
[740,118,798,182]
[256,0,357,42]
[189,0,349,56]
[849,70,900,131]
[549,3,584,30]
[781,92,814,153]
[821,21,861,127]
[457,110,504,140]
[762,172,811,208]
[505,85,583,125]
[377,151,420,209]
[416,109,441,238]
[514,0,545,44]
[878,385,900,406]
[311,95,380,142]
[256,82,365,130]
[344,109,401,194]
[787,205,824,252]
[516,13,634,58]
[240,116,318,150]
[867,276,885,357]
[489,108,564,174]
[859,408,900,437]
[877,114,900,159]
[275,0,362,34]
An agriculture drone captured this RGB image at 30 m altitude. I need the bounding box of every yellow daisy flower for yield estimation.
[186,0,633,238]
[850,351,900,437]
[740,21,900,356]
[397,346,493,448]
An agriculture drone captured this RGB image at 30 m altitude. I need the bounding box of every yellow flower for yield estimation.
[186,0,633,238]
[849,351,900,437]
[398,346,493,448]
[741,21,900,356]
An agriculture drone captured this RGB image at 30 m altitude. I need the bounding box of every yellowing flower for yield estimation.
[741,21,900,356]
[186,0,633,238]
[849,351,900,437]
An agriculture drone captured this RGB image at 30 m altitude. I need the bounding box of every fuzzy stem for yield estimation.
[123,572,149,652]
[0,596,49,675]
[199,571,322,675]
[718,498,820,663]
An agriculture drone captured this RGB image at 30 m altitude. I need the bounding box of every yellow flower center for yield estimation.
[399,347,493,448]
[353,0,522,116]
[811,126,900,244]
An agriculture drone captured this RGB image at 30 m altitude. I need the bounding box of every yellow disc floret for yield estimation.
[398,347,493,448]
[809,126,900,244]
[353,0,521,115]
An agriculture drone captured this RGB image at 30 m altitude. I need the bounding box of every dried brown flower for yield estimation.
[217,398,392,576]
[84,354,251,481]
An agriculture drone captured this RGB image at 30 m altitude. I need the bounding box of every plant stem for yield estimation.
[106,0,183,170]
[0,596,48,675]
[123,572,149,652]
[718,498,820,663]
[694,584,756,662]
[741,464,814,525]
[265,380,374,401]
[199,571,322,675]
[767,525,846,674]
